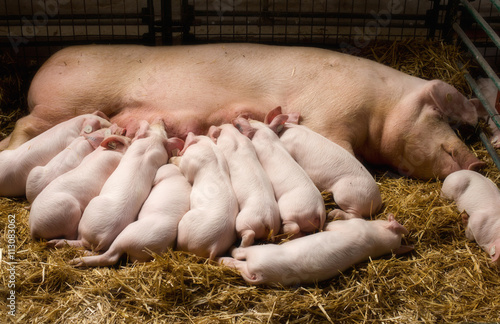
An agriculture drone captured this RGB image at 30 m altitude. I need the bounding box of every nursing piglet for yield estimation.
[30,135,131,241]
[441,170,500,265]
[176,133,239,259]
[70,164,191,266]
[0,112,110,197]
[26,124,125,202]
[266,107,382,219]
[219,215,409,286]
[233,116,325,237]
[208,124,280,247]
[50,119,183,252]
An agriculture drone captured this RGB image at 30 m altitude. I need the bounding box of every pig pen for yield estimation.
[0,39,499,323]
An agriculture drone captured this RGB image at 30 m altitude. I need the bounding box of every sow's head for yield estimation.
[394,80,485,179]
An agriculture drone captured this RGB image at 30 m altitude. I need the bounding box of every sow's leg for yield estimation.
[1,105,79,150]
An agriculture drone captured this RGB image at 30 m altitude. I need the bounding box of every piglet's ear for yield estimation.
[386,213,409,235]
[285,112,300,124]
[393,245,414,255]
[179,132,198,155]
[109,123,126,136]
[133,120,151,141]
[84,130,105,149]
[490,238,500,264]
[264,106,283,124]
[268,114,289,134]
[101,135,130,150]
[207,125,221,143]
[427,80,478,125]
[81,118,103,135]
[165,137,185,157]
[233,117,256,139]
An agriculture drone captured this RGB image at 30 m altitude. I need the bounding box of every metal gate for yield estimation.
[0,1,498,67]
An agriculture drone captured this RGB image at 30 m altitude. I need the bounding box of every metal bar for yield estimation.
[460,0,500,49]
[190,18,431,30]
[443,0,460,42]
[490,0,500,12]
[161,0,173,45]
[479,130,500,171]
[453,23,500,91]
[0,13,152,21]
[463,70,500,130]
[426,0,442,39]
[189,11,429,21]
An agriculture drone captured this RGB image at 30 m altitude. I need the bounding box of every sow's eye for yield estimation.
[431,106,445,120]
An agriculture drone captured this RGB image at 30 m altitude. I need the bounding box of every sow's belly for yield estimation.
[27,43,348,139]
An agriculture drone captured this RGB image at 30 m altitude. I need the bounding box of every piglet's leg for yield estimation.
[461,211,469,227]
[0,133,12,151]
[46,239,87,249]
[460,211,477,242]
[328,209,357,220]
[69,252,121,267]
[218,257,257,282]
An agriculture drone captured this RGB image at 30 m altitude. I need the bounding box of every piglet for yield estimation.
[49,119,183,252]
[219,215,409,286]
[265,107,382,219]
[233,116,326,237]
[25,124,125,203]
[176,133,239,259]
[474,78,500,148]
[0,112,111,197]
[208,124,280,247]
[441,170,500,265]
[30,135,131,241]
[70,163,191,266]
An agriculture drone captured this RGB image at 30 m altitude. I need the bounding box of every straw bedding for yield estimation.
[1,39,500,323]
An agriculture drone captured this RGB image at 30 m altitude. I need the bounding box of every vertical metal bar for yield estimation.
[110,0,114,41]
[232,0,235,41]
[323,0,327,44]
[479,131,500,171]
[180,0,191,43]
[463,70,500,131]
[460,0,500,49]
[97,0,102,41]
[443,0,460,42]
[285,0,289,43]
[74,1,79,40]
[427,0,441,39]
[453,23,500,91]
[161,0,173,45]
[311,0,314,43]
[489,0,500,12]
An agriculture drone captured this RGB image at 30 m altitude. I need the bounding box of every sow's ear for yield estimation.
[91,110,110,120]
[427,80,478,125]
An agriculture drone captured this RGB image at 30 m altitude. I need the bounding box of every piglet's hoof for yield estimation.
[328,209,356,221]
[460,211,470,227]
